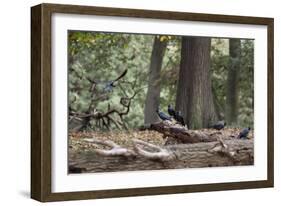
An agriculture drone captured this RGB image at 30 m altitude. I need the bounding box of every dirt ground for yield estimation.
[69,128,253,153]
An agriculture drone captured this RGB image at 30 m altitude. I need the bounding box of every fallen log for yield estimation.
[69,138,254,173]
[150,121,221,144]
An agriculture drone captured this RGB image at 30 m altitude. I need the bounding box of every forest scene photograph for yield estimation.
[68,30,254,174]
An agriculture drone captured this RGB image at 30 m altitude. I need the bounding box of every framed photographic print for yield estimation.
[31,3,274,202]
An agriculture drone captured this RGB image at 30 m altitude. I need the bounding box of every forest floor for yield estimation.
[69,128,254,153]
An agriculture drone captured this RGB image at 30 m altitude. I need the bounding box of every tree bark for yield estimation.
[176,37,217,129]
[69,139,253,173]
[226,39,241,125]
[150,121,218,144]
[144,37,167,125]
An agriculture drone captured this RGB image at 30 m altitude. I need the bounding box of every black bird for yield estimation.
[238,127,251,139]
[212,121,226,130]
[104,69,128,92]
[156,109,172,121]
[174,111,185,126]
[167,105,176,117]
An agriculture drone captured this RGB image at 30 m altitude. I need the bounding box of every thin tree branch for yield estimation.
[84,138,136,157]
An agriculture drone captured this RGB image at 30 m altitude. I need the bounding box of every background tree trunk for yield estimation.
[176,37,217,129]
[144,37,167,125]
[226,39,241,125]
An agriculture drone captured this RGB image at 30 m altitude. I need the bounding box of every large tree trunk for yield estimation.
[226,39,241,125]
[144,37,167,125]
[69,139,253,173]
[176,37,217,129]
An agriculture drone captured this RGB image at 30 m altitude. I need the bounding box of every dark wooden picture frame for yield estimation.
[31,3,274,202]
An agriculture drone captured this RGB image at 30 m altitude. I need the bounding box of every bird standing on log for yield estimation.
[167,105,176,117]
[238,127,251,139]
[212,121,226,130]
[174,111,185,126]
[167,105,185,126]
[156,109,172,121]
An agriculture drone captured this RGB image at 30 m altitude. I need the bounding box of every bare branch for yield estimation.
[208,138,236,158]
[132,139,176,161]
[107,115,122,130]
[69,68,145,131]
[83,138,176,161]
[133,139,162,151]
[84,138,135,157]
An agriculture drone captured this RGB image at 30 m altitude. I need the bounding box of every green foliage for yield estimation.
[159,36,181,108]
[69,31,254,131]
[211,39,229,115]
[238,40,254,127]
[211,38,254,128]
[69,31,154,130]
